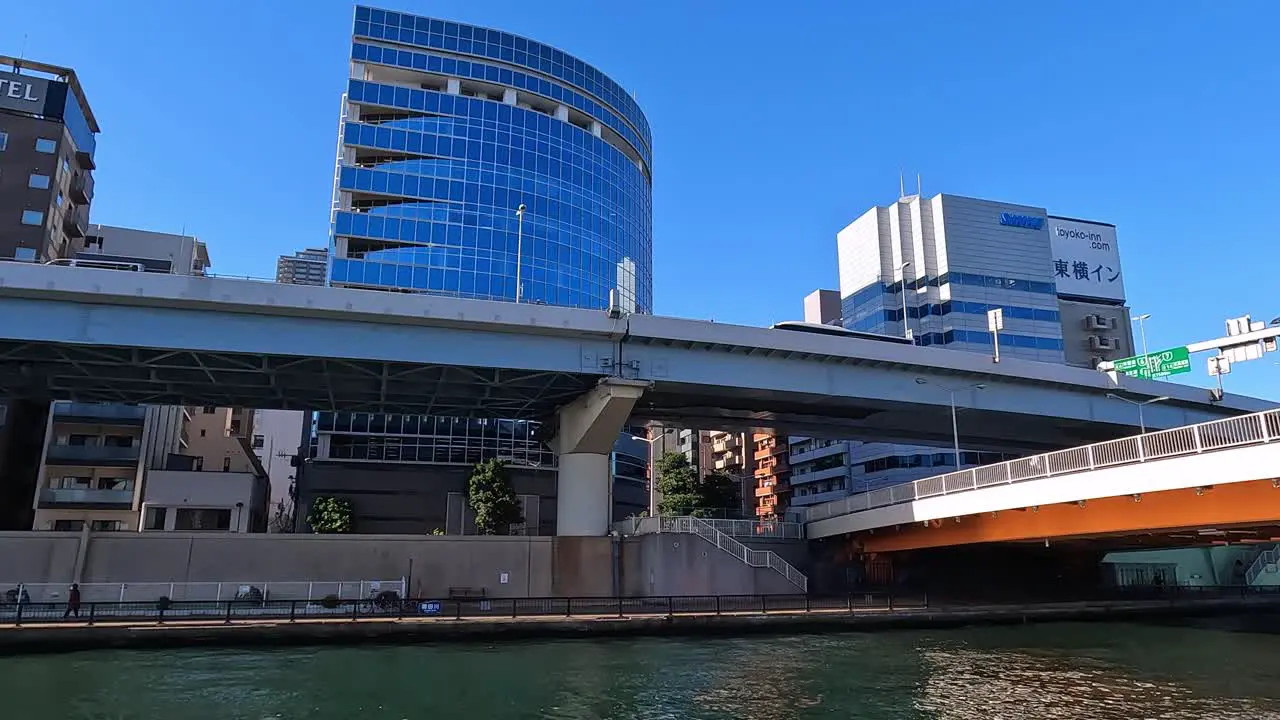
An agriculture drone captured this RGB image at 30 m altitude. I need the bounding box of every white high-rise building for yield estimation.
[789,192,1136,507]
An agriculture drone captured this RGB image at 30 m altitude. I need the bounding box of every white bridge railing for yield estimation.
[2,579,407,604]
[805,408,1280,524]
[614,516,808,592]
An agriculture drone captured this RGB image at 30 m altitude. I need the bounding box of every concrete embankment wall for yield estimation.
[619,534,799,597]
[0,532,624,599]
[0,532,803,599]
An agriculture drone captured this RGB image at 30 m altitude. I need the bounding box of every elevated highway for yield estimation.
[806,410,1280,552]
[0,262,1268,455]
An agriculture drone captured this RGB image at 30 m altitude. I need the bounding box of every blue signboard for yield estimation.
[999,213,1045,230]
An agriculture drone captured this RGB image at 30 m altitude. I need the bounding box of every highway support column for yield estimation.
[554,378,649,536]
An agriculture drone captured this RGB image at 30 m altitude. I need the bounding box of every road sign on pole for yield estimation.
[987,308,1003,363]
[1112,346,1192,380]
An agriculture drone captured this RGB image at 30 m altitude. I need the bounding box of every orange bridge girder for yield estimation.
[853,478,1280,553]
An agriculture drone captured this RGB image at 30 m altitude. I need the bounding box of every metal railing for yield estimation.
[614,516,804,540]
[39,488,133,505]
[0,592,910,626]
[701,518,804,540]
[805,409,1280,523]
[51,402,147,421]
[46,444,140,464]
[4,586,1279,628]
[1246,545,1280,586]
[615,516,808,592]
[2,579,405,605]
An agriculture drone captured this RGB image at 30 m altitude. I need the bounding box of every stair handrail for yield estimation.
[1245,545,1280,586]
[648,515,807,592]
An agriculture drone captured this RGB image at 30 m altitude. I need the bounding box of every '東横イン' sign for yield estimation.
[1047,216,1125,303]
[1112,346,1191,380]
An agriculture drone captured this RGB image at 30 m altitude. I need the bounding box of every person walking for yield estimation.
[63,583,81,619]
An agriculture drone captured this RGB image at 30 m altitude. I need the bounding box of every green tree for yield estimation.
[701,470,741,516]
[656,451,701,516]
[468,458,524,535]
[656,453,739,517]
[307,496,353,533]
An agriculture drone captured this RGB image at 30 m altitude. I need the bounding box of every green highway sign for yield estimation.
[1113,346,1192,380]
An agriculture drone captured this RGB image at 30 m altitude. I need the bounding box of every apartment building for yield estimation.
[0,55,98,264]
[140,407,268,533]
[31,402,155,531]
[275,247,327,286]
[752,432,790,519]
[707,431,756,517]
[29,404,267,532]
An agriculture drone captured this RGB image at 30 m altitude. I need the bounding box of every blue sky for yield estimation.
[5,1,1279,399]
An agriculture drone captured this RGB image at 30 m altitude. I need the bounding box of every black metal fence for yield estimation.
[1,585,1275,627]
[0,592,906,627]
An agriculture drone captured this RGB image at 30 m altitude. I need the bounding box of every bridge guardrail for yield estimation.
[805,409,1280,524]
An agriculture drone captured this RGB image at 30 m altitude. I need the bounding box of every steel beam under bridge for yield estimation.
[0,263,1270,453]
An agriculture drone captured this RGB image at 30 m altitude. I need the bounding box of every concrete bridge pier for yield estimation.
[554,378,650,536]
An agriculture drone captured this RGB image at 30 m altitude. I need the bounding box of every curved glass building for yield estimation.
[330,6,652,312]
[305,7,653,534]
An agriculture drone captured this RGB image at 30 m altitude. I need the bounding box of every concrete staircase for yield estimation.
[615,516,808,592]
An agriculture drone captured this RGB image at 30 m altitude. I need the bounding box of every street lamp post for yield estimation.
[629,429,670,516]
[915,378,985,469]
[514,203,526,303]
[897,261,913,343]
[1132,313,1151,358]
[1106,393,1170,435]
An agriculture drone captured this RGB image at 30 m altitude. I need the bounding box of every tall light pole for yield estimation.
[514,203,526,303]
[1106,393,1169,435]
[897,261,913,343]
[1132,313,1151,357]
[915,378,985,469]
[629,429,669,516]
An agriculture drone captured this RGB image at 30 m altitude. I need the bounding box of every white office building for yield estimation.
[81,225,209,276]
[789,192,1136,506]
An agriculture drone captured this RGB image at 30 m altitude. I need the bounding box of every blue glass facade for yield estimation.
[316,8,653,522]
[840,272,1065,353]
[331,6,652,312]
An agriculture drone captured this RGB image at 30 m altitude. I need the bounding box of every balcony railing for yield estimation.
[69,172,94,204]
[39,488,133,506]
[790,465,848,485]
[46,445,140,465]
[804,409,1280,524]
[712,436,740,453]
[62,211,86,238]
[52,402,146,423]
[789,443,847,466]
[790,488,853,507]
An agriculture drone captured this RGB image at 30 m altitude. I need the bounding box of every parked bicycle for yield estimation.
[360,589,404,614]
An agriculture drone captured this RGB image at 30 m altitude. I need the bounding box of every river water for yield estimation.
[2,620,1279,719]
